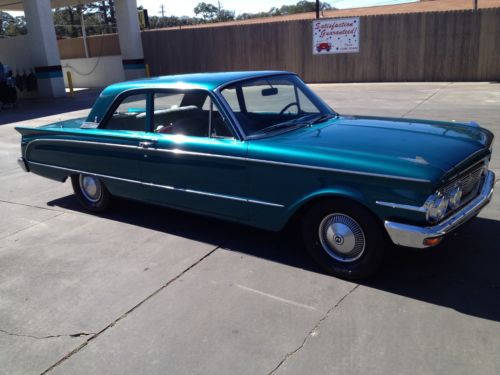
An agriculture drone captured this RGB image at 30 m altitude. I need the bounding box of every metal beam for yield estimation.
[0,0,98,11]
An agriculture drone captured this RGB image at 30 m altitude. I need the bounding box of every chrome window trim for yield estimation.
[212,89,247,140]
[26,138,431,183]
[375,201,427,213]
[96,87,244,141]
[213,71,294,93]
[26,160,285,208]
[213,71,319,141]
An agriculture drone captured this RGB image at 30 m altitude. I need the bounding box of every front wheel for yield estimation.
[302,199,387,280]
[71,174,111,212]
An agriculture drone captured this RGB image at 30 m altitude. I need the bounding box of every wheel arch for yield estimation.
[283,187,380,230]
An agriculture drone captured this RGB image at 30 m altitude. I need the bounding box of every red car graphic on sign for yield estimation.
[316,42,332,52]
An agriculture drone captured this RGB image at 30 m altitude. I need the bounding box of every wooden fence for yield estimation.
[141,8,500,82]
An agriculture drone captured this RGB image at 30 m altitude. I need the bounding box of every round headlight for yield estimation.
[426,194,449,223]
[447,185,462,210]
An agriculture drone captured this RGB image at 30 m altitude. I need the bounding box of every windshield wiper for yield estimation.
[310,113,338,124]
[248,113,338,138]
[250,120,309,136]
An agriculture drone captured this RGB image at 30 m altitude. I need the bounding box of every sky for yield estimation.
[3,0,417,18]
[136,0,417,17]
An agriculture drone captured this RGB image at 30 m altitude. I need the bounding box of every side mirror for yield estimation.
[262,87,278,96]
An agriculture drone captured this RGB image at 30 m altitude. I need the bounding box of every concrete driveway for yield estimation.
[1,82,499,375]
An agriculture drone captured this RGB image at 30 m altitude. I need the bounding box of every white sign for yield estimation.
[312,17,360,55]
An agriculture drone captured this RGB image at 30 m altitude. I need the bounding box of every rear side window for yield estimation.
[102,93,147,131]
[153,91,234,139]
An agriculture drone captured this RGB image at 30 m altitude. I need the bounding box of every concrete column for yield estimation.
[23,0,66,97]
[115,0,146,80]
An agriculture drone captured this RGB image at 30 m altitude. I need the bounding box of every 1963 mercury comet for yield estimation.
[15,71,495,279]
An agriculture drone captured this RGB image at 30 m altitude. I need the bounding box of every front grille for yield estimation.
[443,161,487,205]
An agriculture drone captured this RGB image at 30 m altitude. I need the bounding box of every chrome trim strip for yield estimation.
[375,201,427,213]
[26,139,138,155]
[26,160,285,208]
[148,147,246,161]
[384,170,495,249]
[26,138,431,183]
[149,147,430,182]
[247,199,285,208]
[28,161,143,185]
[245,158,431,183]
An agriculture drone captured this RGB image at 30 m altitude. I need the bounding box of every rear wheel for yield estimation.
[302,199,386,280]
[71,174,111,212]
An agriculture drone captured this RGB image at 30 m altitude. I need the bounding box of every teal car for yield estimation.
[16,71,495,279]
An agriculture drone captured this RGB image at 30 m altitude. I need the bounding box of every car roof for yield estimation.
[101,70,294,96]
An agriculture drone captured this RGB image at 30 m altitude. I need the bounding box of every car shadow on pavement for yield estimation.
[48,195,500,322]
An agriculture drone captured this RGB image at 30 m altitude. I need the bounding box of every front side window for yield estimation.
[220,75,334,137]
[102,93,147,131]
[153,91,234,138]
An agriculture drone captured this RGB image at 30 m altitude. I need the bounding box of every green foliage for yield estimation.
[53,1,116,38]
[194,2,235,22]
[271,1,333,16]
[1,0,333,38]
[0,11,27,37]
[194,2,219,20]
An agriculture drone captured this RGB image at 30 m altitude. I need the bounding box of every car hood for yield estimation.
[248,115,493,185]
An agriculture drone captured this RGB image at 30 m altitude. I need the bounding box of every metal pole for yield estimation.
[66,71,74,96]
[80,12,89,58]
[316,0,320,19]
[474,0,478,10]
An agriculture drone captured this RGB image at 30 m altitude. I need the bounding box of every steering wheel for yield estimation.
[279,102,299,115]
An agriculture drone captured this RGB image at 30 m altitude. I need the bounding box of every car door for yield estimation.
[81,91,150,200]
[139,90,249,221]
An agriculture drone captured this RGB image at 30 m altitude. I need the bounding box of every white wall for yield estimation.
[0,35,35,74]
[61,55,125,88]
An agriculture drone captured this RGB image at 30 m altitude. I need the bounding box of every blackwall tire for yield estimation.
[71,174,111,212]
[302,199,387,280]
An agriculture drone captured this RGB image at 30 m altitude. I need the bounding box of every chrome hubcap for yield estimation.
[318,213,366,262]
[79,175,102,203]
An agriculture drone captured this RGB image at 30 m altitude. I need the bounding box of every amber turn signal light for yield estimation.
[423,237,443,247]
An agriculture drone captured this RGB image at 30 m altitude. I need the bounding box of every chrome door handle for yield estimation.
[139,141,156,148]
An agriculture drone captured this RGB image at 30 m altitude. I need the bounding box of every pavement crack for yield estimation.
[0,199,71,214]
[268,284,360,375]
[41,246,220,374]
[401,82,453,118]
[0,328,95,340]
[0,212,65,241]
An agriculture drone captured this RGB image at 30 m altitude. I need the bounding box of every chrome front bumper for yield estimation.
[17,157,29,172]
[385,170,496,248]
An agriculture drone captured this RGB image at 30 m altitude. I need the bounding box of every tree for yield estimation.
[194,2,219,21]
[271,1,332,16]
[217,9,235,22]
[237,1,333,20]
[0,11,27,37]
[52,1,116,38]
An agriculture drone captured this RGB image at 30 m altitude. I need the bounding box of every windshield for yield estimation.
[220,74,335,137]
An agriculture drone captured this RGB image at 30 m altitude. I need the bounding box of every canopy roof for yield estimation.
[0,0,97,11]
